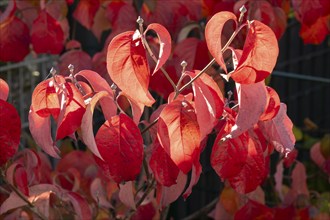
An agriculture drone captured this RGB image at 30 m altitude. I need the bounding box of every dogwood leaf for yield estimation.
[231,20,279,84]
[95,114,143,183]
[107,31,155,106]
[0,100,21,166]
[0,78,9,101]
[157,100,200,173]
[145,23,172,75]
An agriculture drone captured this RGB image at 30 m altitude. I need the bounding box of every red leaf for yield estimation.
[58,50,92,76]
[56,82,86,140]
[76,70,117,120]
[81,91,112,159]
[91,5,111,41]
[131,202,156,220]
[258,103,295,155]
[31,10,64,54]
[119,181,136,210]
[159,171,187,209]
[0,0,16,23]
[72,0,100,30]
[205,11,237,73]
[230,20,279,84]
[149,139,180,187]
[31,77,63,119]
[0,78,9,101]
[188,70,224,140]
[234,200,274,220]
[56,150,95,175]
[274,160,284,201]
[225,81,268,139]
[157,100,201,174]
[0,16,30,62]
[291,162,309,197]
[95,114,144,183]
[0,100,21,166]
[116,93,145,125]
[144,23,172,74]
[14,166,29,196]
[259,86,280,121]
[300,15,330,44]
[283,149,298,168]
[107,31,155,106]
[29,107,60,158]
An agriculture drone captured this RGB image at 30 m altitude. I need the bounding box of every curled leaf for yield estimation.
[107,31,155,106]
[0,78,9,101]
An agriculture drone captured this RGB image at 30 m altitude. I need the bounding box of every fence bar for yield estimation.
[272,71,330,83]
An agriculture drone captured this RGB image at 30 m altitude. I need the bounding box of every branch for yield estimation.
[181,198,218,220]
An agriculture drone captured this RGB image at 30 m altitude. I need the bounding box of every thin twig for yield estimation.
[181,198,218,220]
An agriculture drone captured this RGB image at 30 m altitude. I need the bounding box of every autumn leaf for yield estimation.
[0,78,9,101]
[0,16,30,62]
[258,103,295,155]
[234,200,274,220]
[31,10,64,54]
[230,20,279,84]
[58,50,92,76]
[95,114,144,183]
[107,31,155,106]
[157,100,200,174]
[259,86,280,121]
[72,0,100,30]
[0,99,21,166]
[205,11,237,73]
[149,139,180,187]
[145,23,172,74]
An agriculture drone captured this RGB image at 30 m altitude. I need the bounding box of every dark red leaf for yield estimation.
[95,114,144,183]
[14,166,29,196]
[31,10,64,54]
[205,11,237,73]
[299,15,330,45]
[0,99,21,166]
[0,78,9,101]
[0,16,30,62]
[157,100,201,174]
[65,192,92,220]
[72,0,100,30]
[149,139,180,187]
[56,82,86,140]
[230,20,279,84]
[131,201,156,220]
[144,23,172,74]
[183,157,202,199]
[107,31,155,106]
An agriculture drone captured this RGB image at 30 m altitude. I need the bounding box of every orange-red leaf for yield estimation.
[0,100,21,166]
[205,11,237,73]
[0,78,9,101]
[31,10,64,54]
[259,86,280,121]
[231,20,279,84]
[145,23,172,75]
[72,0,100,30]
[107,31,155,106]
[157,100,200,174]
[95,114,143,183]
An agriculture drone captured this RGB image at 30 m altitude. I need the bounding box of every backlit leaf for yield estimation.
[230,20,279,84]
[205,11,237,73]
[0,78,9,101]
[95,114,143,183]
[29,107,60,158]
[258,103,295,155]
[58,50,92,76]
[145,23,172,74]
[291,162,309,197]
[183,157,202,199]
[31,10,64,54]
[56,82,86,140]
[119,181,136,210]
[72,0,100,30]
[259,86,280,121]
[107,31,155,106]
[157,100,200,173]
[225,81,268,139]
[0,100,21,166]
[234,200,274,220]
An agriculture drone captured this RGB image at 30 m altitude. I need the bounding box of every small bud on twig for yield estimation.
[50,67,56,76]
[111,83,117,90]
[238,5,247,23]
[136,16,144,25]
[181,60,187,73]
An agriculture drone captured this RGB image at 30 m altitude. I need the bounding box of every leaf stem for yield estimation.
[181,197,218,220]
[141,117,159,134]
